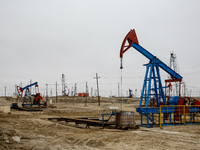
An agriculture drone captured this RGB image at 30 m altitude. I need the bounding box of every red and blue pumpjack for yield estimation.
[120,29,200,127]
[17,82,46,107]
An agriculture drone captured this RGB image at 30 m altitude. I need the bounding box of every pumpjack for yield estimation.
[120,29,200,127]
[17,82,46,107]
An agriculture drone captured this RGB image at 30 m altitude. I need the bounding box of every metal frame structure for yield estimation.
[101,112,115,127]
[119,29,200,127]
[138,105,200,128]
[47,116,115,128]
[17,82,45,107]
[120,30,182,108]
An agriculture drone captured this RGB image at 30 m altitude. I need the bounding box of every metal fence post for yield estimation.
[160,106,161,128]
[184,105,185,126]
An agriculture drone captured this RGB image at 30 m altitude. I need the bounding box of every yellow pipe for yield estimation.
[184,105,185,125]
[160,105,161,128]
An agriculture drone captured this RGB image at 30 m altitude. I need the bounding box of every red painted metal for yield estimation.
[35,93,43,102]
[165,78,182,98]
[165,78,182,82]
[120,29,139,58]
[195,99,200,106]
[175,97,190,121]
[168,83,172,91]
[78,93,89,97]
[17,86,23,97]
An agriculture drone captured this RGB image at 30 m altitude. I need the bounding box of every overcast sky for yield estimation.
[1,0,200,97]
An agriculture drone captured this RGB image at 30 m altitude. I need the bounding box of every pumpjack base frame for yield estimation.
[22,103,46,107]
[136,106,200,128]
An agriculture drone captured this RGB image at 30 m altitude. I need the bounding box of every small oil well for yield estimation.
[11,82,46,111]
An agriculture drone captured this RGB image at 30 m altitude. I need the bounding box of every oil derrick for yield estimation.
[74,83,77,96]
[91,87,93,97]
[169,52,186,96]
[71,87,73,96]
[169,53,179,96]
[62,74,66,95]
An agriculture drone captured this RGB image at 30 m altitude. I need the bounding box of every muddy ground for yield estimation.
[1,96,200,150]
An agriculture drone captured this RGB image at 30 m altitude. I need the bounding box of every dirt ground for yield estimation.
[1,96,200,150]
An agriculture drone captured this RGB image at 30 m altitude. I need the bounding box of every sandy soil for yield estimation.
[1,96,200,150]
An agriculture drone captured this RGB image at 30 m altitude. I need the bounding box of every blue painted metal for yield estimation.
[10,103,18,109]
[137,106,200,114]
[136,106,200,127]
[139,63,166,108]
[22,88,32,106]
[168,96,179,105]
[120,30,200,128]
[22,82,38,91]
[129,37,183,127]
[21,82,45,107]
[21,82,38,106]
[131,42,182,79]
[22,103,46,106]
[132,41,182,127]
[129,89,133,97]
[101,112,115,127]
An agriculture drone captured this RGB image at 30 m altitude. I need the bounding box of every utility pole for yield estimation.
[94,73,100,106]
[56,81,58,103]
[46,84,48,101]
[30,79,32,95]
[85,82,88,106]
[62,74,63,95]
[91,87,93,97]
[118,83,120,97]
[5,86,6,97]
[15,84,17,95]
[94,90,96,97]
[135,89,137,97]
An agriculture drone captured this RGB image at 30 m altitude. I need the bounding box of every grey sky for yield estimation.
[1,0,200,97]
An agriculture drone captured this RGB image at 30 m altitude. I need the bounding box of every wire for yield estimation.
[121,69,123,111]
[181,65,200,69]
[66,74,95,82]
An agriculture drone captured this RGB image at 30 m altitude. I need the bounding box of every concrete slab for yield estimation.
[0,105,10,113]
